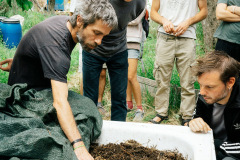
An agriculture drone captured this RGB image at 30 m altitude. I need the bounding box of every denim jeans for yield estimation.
[82,50,128,121]
[215,39,240,62]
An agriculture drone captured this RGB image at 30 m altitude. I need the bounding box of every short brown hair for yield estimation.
[194,51,240,84]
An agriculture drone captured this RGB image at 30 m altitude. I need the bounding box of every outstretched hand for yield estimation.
[0,58,13,72]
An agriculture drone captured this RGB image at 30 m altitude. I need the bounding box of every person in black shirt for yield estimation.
[0,0,117,159]
[189,51,240,160]
[82,0,146,121]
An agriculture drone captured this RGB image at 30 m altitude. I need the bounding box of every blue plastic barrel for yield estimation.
[55,0,64,10]
[2,18,22,49]
[0,16,7,40]
[47,0,64,11]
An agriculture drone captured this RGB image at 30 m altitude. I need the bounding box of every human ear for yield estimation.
[76,15,83,28]
[227,77,236,89]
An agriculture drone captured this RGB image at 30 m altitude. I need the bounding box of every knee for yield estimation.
[128,74,137,83]
[100,70,106,79]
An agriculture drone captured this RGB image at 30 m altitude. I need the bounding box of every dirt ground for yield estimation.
[89,140,186,160]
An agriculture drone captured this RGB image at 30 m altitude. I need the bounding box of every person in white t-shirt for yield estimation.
[150,0,207,125]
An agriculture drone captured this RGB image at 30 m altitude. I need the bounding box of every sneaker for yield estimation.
[133,109,144,122]
[97,103,106,116]
[127,103,132,112]
[181,119,191,126]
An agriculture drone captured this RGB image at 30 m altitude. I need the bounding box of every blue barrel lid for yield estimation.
[0,16,7,22]
[2,18,20,24]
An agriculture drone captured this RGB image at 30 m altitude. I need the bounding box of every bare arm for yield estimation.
[228,6,240,16]
[0,58,13,72]
[189,117,211,133]
[51,80,93,160]
[150,0,174,34]
[216,3,240,22]
[174,0,208,36]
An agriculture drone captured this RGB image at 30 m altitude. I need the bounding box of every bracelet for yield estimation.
[233,6,237,14]
[71,138,82,146]
[74,144,85,150]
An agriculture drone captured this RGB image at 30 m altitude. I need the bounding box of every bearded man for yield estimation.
[189,51,240,160]
[0,0,117,159]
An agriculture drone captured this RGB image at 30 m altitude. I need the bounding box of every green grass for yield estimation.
[0,42,16,83]
[67,44,80,81]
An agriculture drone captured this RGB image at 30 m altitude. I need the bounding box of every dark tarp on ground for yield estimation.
[0,83,102,160]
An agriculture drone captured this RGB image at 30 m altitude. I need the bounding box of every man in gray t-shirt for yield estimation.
[82,0,146,121]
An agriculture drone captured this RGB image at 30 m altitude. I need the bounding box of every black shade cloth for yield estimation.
[0,83,102,160]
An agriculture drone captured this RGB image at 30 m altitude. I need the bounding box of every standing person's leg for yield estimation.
[97,67,107,115]
[150,33,175,123]
[128,59,142,108]
[176,38,196,125]
[126,79,133,110]
[107,50,128,121]
[127,49,142,111]
[82,50,105,105]
[127,49,144,121]
[215,39,240,62]
[98,68,106,104]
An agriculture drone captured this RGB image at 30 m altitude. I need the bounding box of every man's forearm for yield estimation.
[150,0,164,25]
[228,6,240,17]
[234,6,240,16]
[217,3,240,22]
[51,80,83,147]
[54,101,83,144]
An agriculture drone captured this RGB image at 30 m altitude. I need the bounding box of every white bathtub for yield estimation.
[95,120,216,160]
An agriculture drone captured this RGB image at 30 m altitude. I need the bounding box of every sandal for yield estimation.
[181,119,191,126]
[149,114,168,124]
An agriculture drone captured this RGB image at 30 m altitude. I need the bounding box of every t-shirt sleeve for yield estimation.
[217,0,228,4]
[38,46,70,83]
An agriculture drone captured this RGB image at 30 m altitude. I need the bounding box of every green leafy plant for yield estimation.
[1,0,33,11]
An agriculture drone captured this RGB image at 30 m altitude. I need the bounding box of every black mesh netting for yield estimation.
[0,83,102,160]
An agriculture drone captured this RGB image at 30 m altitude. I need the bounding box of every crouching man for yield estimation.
[189,51,240,160]
[0,0,117,159]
